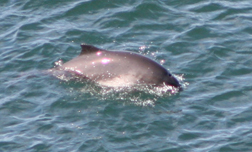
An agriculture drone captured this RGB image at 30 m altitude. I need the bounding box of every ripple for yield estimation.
[1,0,252,151]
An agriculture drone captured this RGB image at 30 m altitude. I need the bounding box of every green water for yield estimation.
[1,0,252,151]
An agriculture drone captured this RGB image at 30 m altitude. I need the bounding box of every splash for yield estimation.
[51,60,188,107]
[56,74,188,107]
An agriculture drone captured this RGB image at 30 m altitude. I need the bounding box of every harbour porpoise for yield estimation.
[50,44,181,89]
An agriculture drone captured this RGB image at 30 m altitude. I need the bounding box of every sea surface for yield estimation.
[1,0,252,151]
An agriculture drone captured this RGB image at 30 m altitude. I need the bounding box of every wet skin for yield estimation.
[52,44,181,88]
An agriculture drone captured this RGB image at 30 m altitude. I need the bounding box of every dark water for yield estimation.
[1,0,252,151]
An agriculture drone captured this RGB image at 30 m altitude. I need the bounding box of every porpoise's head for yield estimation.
[164,73,182,89]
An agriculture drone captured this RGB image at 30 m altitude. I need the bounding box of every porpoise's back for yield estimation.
[54,44,180,88]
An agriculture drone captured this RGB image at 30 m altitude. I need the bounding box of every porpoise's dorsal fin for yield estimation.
[80,44,102,55]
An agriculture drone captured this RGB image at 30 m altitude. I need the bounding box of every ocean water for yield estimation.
[1,0,252,151]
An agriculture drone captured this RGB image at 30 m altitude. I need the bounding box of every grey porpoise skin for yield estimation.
[52,44,181,88]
